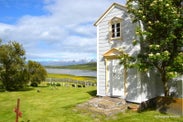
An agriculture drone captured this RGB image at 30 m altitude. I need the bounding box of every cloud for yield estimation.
[0,0,126,61]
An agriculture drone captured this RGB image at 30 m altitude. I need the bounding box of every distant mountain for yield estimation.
[45,62,97,71]
[39,59,96,66]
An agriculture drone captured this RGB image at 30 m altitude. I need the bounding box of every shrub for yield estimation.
[71,84,76,87]
[30,82,38,87]
[0,85,5,92]
[47,83,51,86]
[56,83,61,86]
[77,84,82,88]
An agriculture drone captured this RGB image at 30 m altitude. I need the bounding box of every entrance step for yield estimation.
[77,96,127,116]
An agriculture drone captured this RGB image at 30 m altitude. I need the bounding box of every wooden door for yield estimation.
[108,59,124,97]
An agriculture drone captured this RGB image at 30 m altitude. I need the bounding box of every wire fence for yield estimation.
[45,78,96,88]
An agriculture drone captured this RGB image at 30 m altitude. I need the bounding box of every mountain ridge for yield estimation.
[45,62,97,71]
[38,59,96,66]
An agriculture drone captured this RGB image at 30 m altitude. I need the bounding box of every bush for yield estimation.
[30,82,38,87]
[77,84,82,88]
[72,84,76,87]
[56,83,61,86]
[0,85,5,92]
[47,83,51,86]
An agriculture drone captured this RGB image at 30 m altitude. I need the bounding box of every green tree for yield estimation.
[126,0,183,96]
[27,60,47,86]
[0,41,29,90]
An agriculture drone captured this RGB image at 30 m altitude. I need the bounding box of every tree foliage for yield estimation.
[0,40,47,90]
[126,0,183,96]
[27,60,47,86]
[0,41,29,90]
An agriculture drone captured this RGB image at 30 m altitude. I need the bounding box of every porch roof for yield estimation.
[103,48,123,59]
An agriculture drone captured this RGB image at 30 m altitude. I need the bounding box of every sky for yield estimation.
[0,0,126,62]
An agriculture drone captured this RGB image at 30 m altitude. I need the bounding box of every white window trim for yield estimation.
[109,17,122,41]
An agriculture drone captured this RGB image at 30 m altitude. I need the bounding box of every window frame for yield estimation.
[109,17,122,41]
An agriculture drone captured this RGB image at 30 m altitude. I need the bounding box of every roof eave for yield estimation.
[94,3,127,26]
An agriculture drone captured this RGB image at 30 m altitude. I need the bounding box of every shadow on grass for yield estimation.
[4,86,48,92]
[156,97,176,114]
[37,85,49,88]
[7,87,35,92]
[138,96,176,115]
[87,90,97,97]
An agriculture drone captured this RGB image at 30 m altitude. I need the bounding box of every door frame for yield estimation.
[103,48,127,98]
[108,59,124,97]
[104,57,127,98]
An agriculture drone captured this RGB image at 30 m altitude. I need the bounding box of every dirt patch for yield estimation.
[77,97,127,116]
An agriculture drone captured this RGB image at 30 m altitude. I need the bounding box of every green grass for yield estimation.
[45,62,97,71]
[103,110,183,122]
[0,86,96,122]
[0,86,182,122]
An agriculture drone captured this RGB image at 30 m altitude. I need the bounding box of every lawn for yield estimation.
[105,110,183,122]
[0,85,182,122]
[0,85,96,122]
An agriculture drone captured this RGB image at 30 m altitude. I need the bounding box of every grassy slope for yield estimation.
[0,86,182,122]
[45,62,97,71]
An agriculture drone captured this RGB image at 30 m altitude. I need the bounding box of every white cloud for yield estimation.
[0,0,126,61]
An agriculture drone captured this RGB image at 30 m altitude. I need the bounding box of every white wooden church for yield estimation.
[94,3,182,103]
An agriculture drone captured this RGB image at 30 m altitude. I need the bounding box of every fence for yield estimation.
[45,78,96,88]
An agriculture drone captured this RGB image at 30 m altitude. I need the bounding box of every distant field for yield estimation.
[47,73,97,84]
[45,62,97,71]
[47,73,96,81]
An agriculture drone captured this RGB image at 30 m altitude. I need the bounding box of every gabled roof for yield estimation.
[94,3,127,26]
